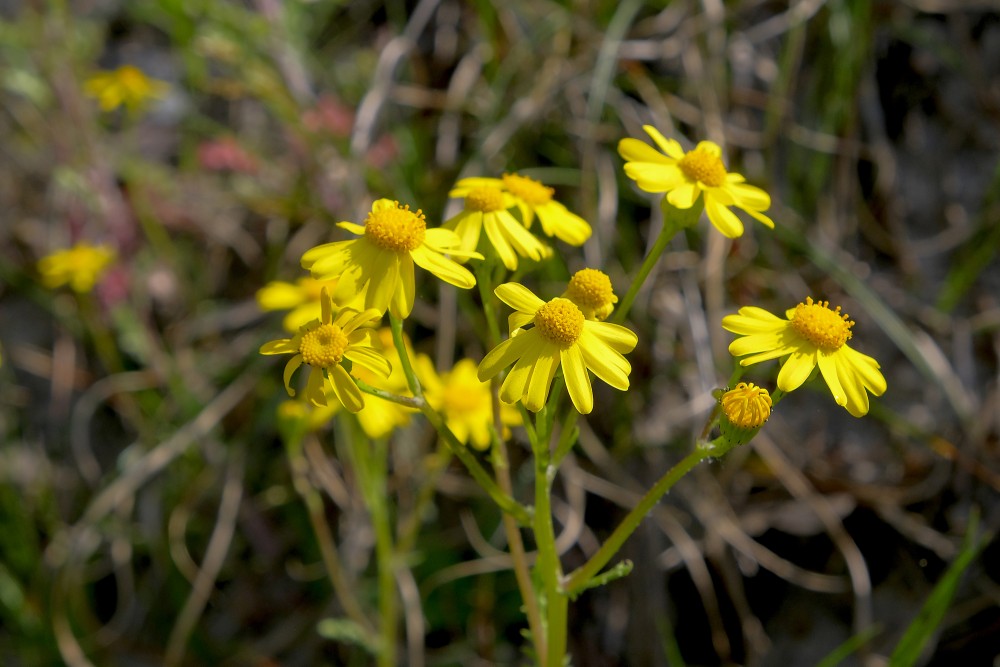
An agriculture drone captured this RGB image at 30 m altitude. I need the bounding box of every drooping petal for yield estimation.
[666,182,700,209]
[391,253,415,319]
[345,346,392,378]
[256,281,307,309]
[776,349,818,392]
[560,343,593,414]
[302,238,357,273]
[817,351,848,407]
[444,210,483,255]
[536,202,592,245]
[495,210,546,261]
[841,346,887,396]
[743,207,775,229]
[478,330,537,381]
[578,332,630,390]
[367,252,400,315]
[509,312,534,332]
[728,332,797,359]
[704,195,744,238]
[328,364,364,412]
[337,222,367,236]
[410,245,477,289]
[729,182,771,211]
[483,213,519,270]
[282,355,304,395]
[305,367,328,406]
[495,283,545,314]
[523,345,560,412]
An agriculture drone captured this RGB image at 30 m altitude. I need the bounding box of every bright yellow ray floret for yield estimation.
[259,287,389,412]
[722,297,887,417]
[451,174,592,246]
[618,125,773,238]
[477,283,637,414]
[37,243,116,293]
[302,199,483,319]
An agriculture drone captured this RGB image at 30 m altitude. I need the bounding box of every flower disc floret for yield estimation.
[502,173,553,206]
[790,297,854,351]
[534,298,584,347]
[721,382,771,429]
[364,201,426,252]
[679,149,727,187]
[464,186,506,213]
[564,268,618,320]
[299,323,349,367]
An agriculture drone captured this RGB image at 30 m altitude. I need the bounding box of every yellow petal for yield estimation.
[704,197,744,238]
[523,346,560,412]
[560,343,593,414]
[329,364,364,413]
[495,282,545,314]
[776,349,817,392]
[642,125,685,159]
[410,246,477,289]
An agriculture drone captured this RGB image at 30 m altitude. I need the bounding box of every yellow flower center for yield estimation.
[365,202,426,252]
[533,298,584,347]
[502,173,553,206]
[564,269,616,317]
[464,187,505,213]
[790,297,854,351]
[300,323,349,368]
[721,382,772,429]
[678,149,727,188]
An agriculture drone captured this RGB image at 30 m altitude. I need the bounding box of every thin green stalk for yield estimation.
[369,438,397,667]
[355,378,425,408]
[535,457,566,667]
[612,199,704,325]
[562,442,720,597]
[389,314,422,397]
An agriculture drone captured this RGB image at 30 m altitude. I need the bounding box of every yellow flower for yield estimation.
[722,297,887,417]
[256,277,363,332]
[259,288,389,412]
[417,356,521,450]
[561,268,618,321]
[452,174,592,246]
[618,125,773,238]
[443,185,547,270]
[301,199,483,319]
[719,382,771,446]
[352,328,417,438]
[37,243,116,293]
[84,65,168,112]
[477,283,638,414]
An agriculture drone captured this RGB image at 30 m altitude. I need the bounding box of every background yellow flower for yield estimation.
[37,243,116,293]
[84,65,168,112]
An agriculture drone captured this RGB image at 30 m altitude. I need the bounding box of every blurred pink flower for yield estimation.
[197,137,259,174]
[302,95,354,137]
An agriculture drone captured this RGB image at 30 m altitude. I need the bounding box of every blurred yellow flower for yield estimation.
[618,125,773,238]
[722,297,887,417]
[452,174,592,246]
[84,65,168,112]
[302,199,482,319]
[478,283,637,414]
[561,268,618,321]
[260,287,388,412]
[417,356,521,450]
[443,185,547,271]
[37,243,116,293]
[352,328,417,438]
[256,276,362,332]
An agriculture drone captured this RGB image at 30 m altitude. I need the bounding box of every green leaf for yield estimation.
[888,511,986,667]
[316,617,380,655]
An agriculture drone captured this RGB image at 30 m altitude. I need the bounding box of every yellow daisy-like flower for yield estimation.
[37,243,116,293]
[722,297,887,417]
[561,268,618,321]
[719,382,771,446]
[417,356,521,450]
[84,65,168,112]
[477,283,638,414]
[259,288,389,412]
[618,125,774,238]
[451,174,592,246]
[301,199,483,319]
[443,185,547,270]
[256,276,367,333]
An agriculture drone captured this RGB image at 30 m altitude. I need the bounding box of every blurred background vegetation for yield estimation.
[1,0,999,665]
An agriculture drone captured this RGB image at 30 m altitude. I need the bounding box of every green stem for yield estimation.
[612,199,704,325]
[562,441,719,597]
[369,438,397,667]
[355,378,425,409]
[536,457,566,666]
[389,313,422,397]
